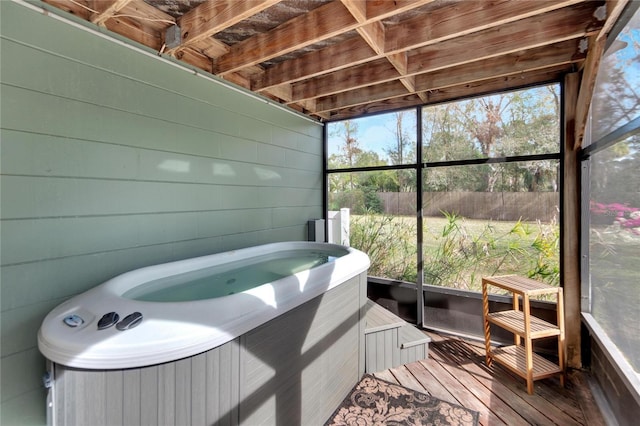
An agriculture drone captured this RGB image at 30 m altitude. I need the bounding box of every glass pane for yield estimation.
[589,133,640,373]
[328,170,417,282]
[422,162,560,292]
[591,11,640,141]
[422,84,560,162]
[327,109,417,169]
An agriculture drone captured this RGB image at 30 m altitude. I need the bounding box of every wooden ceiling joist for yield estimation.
[213,0,435,75]
[384,0,585,53]
[253,1,602,95]
[407,2,603,75]
[327,66,568,120]
[289,5,602,105]
[316,44,584,115]
[213,1,358,75]
[167,0,282,55]
[415,39,586,92]
[252,37,376,92]
[41,0,611,121]
[90,0,133,26]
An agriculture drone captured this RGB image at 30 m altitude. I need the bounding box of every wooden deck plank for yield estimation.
[427,335,558,425]
[463,336,588,425]
[387,364,428,394]
[427,339,529,426]
[372,369,398,384]
[370,331,603,426]
[403,360,458,402]
[567,369,607,426]
[415,350,507,426]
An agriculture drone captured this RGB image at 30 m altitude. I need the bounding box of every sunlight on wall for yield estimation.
[158,159,190,173]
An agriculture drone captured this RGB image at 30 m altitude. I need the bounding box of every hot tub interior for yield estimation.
[123,247,348,302]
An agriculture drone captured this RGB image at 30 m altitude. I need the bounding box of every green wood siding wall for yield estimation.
[0,2,323,424]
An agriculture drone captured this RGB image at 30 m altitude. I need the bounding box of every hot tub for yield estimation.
[39,241,369,369]
[39,241,370,425]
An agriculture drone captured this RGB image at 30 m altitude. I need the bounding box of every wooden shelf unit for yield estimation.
[482,275,565,395]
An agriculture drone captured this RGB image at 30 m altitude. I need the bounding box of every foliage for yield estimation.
[363,186,384,213]
[350,212,417,281]
[423,212,559,290]
[329,189,364,214]
[349,212,560,290]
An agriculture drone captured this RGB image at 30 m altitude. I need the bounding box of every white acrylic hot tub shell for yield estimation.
[37,242,369,369]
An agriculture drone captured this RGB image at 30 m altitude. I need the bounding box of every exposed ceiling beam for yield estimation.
[415,39,586,92]
[213,0,435,75]
[326,67,567,120]
[101,16,169,50]
[167,0,282,55]
[316,42,585,113]
[339,0,425,101]
[407,2,603,75]
[214,1,356,75]
[384,0,585,53]
[253,0,593,93]
[253,37,375,92]
[40,0,611,121]
[90,0,133,26]
[291,4,602,103]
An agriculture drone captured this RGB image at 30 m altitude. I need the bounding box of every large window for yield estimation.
[326,85,561,290]
[422,161,559,291]
[584,5,640,376]
[421,88,561,291]
[327,110,418,282]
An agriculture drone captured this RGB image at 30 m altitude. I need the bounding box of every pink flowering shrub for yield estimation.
[590,201,640,234]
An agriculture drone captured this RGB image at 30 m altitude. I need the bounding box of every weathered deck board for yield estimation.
[418,340,507,426]
[428,343,530,426]
[429,337,554,425]
[373,331,605,426]
[461,335,587,425]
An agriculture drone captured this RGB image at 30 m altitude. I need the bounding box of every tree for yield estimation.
[383,111,417,192]
[591,21,640,139]
[422,103,483,191]
[384,111,416,164]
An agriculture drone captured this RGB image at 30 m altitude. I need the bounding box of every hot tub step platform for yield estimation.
[364,299,430,373]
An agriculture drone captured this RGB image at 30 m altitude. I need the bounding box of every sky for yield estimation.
[327,111,417,162]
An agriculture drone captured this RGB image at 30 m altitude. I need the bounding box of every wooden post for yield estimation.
[482,279,492,367]
[563,72,582,369]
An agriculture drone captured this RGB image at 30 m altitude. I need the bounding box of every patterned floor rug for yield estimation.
[325,374,479,426]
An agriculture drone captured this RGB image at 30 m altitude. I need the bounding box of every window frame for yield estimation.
[324,83,563,326]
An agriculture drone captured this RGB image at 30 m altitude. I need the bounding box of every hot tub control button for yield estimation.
[63,314,84,327]
[97,312,120,330]
[116,312,143,331]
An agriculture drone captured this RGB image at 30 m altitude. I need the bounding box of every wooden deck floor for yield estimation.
[372,331,606,426]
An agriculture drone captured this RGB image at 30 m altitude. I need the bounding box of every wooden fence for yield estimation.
[378,192,559,222]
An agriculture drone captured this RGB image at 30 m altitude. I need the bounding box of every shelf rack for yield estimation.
[482,275,565,395]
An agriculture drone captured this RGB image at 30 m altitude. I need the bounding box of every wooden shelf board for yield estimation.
[491,345,562,380]
[482,275,561,297]
[487,310,560,338]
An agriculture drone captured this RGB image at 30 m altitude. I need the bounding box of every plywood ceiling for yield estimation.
[42,0,610,121]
